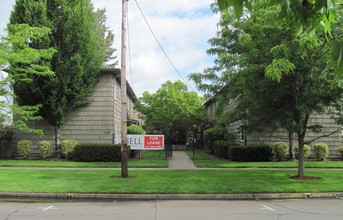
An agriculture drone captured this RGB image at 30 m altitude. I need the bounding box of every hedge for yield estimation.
[212,140,236,159]
[230,144,275,162]
[69,143,122,162]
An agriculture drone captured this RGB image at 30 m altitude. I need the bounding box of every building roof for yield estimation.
[100,68,137,101]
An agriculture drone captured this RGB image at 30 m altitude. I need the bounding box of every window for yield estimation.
[240,130,245,143]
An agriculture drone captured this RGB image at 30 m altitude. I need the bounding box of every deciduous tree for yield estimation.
[216,0,343,74]
[0,24,55,135]
[8,0,114,156]
[190,4,343,177]
[135,80,206,145]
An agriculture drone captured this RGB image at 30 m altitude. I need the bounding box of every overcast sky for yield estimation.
[0,0,219,97]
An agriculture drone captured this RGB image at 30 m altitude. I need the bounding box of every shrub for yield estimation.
[127,124,145,158]
[0,125,13,141]
[230,144,275,162]
[203,126,227,142]
[339,146,343,160]
[17,140,32,159]
[61,139,77,159]
[273,142,289,161]
[313,143,329,161]
[69,143,122,162]
[39,140,53,159]
[212,140,236,159]
[127,124,145,134]
[294,144,311,159]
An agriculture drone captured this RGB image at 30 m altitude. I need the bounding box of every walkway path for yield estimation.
[168,151,197,169]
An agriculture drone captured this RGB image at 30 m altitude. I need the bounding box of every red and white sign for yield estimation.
[115,135,164,150]
[144,135,164,149]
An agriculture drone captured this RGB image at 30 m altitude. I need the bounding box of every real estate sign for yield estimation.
[114,135,164,150]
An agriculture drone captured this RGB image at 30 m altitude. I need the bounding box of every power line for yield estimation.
[133,0,196,92]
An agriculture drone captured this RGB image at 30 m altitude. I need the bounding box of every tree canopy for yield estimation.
[135,80,206,143]
[0,24,55,135]
[8,0,115,155]
[190,3,343,177]
[216,0,343,74]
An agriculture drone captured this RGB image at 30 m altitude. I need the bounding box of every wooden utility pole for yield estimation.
[120,0,129,178]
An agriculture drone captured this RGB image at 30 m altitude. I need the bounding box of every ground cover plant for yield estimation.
[0,169,342,194]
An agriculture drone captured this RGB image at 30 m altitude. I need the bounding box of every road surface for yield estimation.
[1,199,343,220]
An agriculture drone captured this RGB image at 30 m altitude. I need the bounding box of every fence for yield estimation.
[131,147,172,160]
[188,141,221,160]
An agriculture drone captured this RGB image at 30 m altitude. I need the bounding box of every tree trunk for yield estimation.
[297,135,305,177]
[288,130,295,160]
[54,124,61,158]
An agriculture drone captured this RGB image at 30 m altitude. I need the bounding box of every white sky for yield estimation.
[0,0,219,97]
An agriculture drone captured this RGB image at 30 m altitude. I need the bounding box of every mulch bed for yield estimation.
[289,175,321,181]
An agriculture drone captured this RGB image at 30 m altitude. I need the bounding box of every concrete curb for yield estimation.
[0,192,342,201]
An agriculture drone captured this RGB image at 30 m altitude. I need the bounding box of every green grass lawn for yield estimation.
[187,149,343,168]
[192,160,343,168]
[0,169,342,194]
[0,159,168,168]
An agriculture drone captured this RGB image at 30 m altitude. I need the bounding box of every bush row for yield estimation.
[69,143,122,162]
[205,140,335,161]
[230,144,275,162]
[16,140,124,162]
[207,140,237,159]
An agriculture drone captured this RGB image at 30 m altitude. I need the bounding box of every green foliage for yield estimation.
[0,125,13,141]
[191,2,342,177]
[215,0,342,79]
[0,24,55,136]
[273,142,289,161]
[127,124,145,134]
[339,146,343,154]
[135,80,206,140]
[230,144,275,162]
[265,58,295,82]
[295,144,311,159]
[339,146,343,160]
[211,140,236,159]
[11,104,43,136]
[17,140,32,159]
[38,140,53,159]
[69,143,122,162]
[9,0,114,152]
[203,125,227,142]
[61,139,77,159]
[313,143,329,161]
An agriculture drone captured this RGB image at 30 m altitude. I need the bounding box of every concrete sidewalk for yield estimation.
[168,151,197,169]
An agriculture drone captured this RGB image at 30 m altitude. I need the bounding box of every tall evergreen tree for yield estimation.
[8,0,114,156]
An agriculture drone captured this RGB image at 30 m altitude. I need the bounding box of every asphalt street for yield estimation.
[1,199,343,220]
